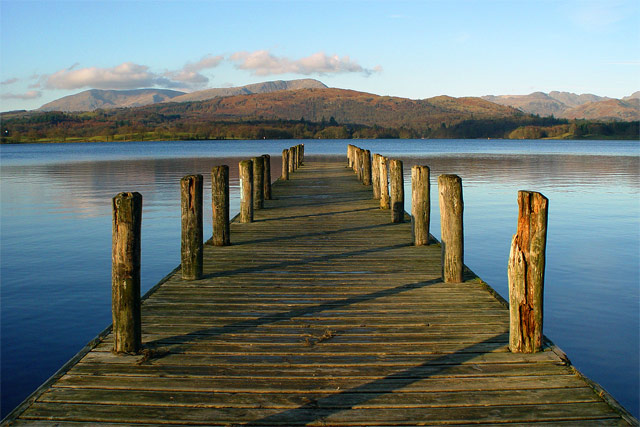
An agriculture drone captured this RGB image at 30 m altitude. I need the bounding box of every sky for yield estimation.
[1,0,639,112]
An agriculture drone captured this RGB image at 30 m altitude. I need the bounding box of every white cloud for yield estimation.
[1,90,42,100]
[1,78,19,85]
[45,62,166,90]
[164,54,224,87]
[230,50,380,77]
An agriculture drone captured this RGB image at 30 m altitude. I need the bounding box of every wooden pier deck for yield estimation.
[5,160,635,426]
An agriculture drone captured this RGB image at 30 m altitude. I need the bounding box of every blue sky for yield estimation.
[1,0,638,111]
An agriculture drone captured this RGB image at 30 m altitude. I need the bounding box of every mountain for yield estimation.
[169,79,327,102]
[142,88,523,130]
[38,79,327,112]
[482,92,567,117]
[482,91,639,121]
[39,89,186,112]
[562,98,640,121]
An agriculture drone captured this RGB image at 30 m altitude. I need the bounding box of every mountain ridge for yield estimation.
[482,91,639,121]
[37,79,327,112]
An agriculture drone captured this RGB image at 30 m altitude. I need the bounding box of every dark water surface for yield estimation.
[1,139,638,418]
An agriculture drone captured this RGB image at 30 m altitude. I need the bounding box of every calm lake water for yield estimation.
[1,139,638,418]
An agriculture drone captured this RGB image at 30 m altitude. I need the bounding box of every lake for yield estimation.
[1,139,638,419]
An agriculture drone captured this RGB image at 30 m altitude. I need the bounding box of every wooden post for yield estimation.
[354,147,360,175]
[281,149,289,180]
[509,191,548,353]
[362,149,372,186]
[262,154,271,200]
[438,174,464,283]
[288,147,295,173]
[356,148,364,182]
[372,153,381,199]
[389,159,404,223]
[347,145,353,168]
[252,156,264,210]
[412,166,430,246]
[299,144,304,166]
[112,192,142,354]
[291,146,297,170]
[379,156,390,209]
[211,165,230,246]
[239,160,253,223]
[180,175,203,280]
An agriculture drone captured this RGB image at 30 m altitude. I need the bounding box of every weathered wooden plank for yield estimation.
[20,402,620,425]
[39,387,600,408]
[80,347,560,366]
[52,374,587,393]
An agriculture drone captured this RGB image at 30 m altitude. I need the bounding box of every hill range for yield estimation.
[2,79,638,142]
[35,79,640,122]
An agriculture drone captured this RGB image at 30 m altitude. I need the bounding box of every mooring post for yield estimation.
[509,190,548,353]
[262,154,271,200]
[288,147,295,173]
[347,144,353,168]
[180,175,203,280]
[281,150,289,181]
[354,147,361,175]
[299,144,304,166]
[379,155,390,209]
[362,149,372,186]
[411,165,430,246]
[357,148,364,182]
[239,160,253,223]
[292,146,299,170]
[438,174,464,282]
[112,191,142,354]
[211,165,230,246]
[252,156,264,210]
[372,153,381,199]
[389,159,404,223]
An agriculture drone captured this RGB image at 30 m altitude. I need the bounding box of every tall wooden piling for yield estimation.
[262,154,271,200]
[411,165,430,246]
[509,191,548,353]
[389,159,404,223]
[379,156,390,209]
[239,160,253,223]
[288,147,295,173]
[211,165,230,246]
[362,149,372,186]
[438,174,464,283]
[252,156,264,210]
[372,153,381,199]
[356,148,364,182]
[354,147,361,175]
[111,191,142,354]
[299,144,304,166]
[292,146,299,170]
[347,144,353,168]
[180,175,203,280]
[281,150,289,180]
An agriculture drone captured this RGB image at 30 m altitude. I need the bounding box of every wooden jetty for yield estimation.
[4,156,636,426]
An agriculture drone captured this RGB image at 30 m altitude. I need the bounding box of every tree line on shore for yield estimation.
[1,110,637,143]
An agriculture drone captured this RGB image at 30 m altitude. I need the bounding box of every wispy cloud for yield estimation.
[164,54,224,87]
[567,0,631,30]
[229,50,381,77]
[44,62,169,90]
[1,90,42,100]
[1,78,19,86]
[41,55,226,91]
